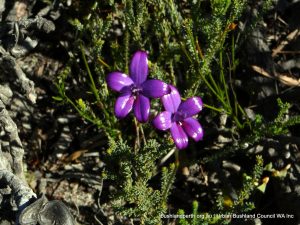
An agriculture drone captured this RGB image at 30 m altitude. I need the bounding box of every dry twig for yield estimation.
[272,29,300,57]
[252,65,300,86]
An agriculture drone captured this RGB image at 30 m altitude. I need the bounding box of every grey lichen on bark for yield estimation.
[0,98,37,223]
[0,83,13,105]
[0,46,37,103]
[0,99,25,180]
[0,169,36,209]
[0,1,76,224]
[19,195,76,225]
[0,98,76,224]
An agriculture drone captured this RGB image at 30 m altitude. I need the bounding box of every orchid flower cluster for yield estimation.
[106,51,203,149]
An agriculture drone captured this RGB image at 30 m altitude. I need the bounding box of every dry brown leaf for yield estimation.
[64,149,88,163]
[251,65,300,86]
[182,166,190,176]
[272,29,300,57]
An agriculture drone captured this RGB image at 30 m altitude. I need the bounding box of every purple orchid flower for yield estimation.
[106,51,170,123]
[152,85,204,149]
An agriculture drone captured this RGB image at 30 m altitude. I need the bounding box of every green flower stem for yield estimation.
[195,39,204,60]
[219,51,231,109]
[169,61,176,86]
[180,43,193,64]
[199,70,230,110]
[124,30,130,74]
[139,123,146,145]
[65,95,110,134]
[175,148,179,168]
[134,117,140,153]
[203,103,225,113]
[97,57,111,70]
[80,43,110,120]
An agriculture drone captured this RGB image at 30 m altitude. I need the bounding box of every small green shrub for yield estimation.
[52,0,293,224]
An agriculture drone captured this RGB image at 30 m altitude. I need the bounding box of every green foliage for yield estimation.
[105,139,174,224]
[203,98,300,163]
[54,0,276,132]
[230,155,263,211]
[251,99,298,139]
[211,0,231,16]
[179,156,263,225]
[55,0,254,131]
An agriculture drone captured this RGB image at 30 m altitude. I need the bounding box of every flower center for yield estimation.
[131,85,142,95]
[172,111,187,122]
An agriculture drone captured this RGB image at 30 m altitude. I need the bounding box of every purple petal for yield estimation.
[170,122,189,149]
[141,79,169,98]
[152,111,172,130]
[106,72,133,92]
[161,85,181,113]
[134,94,150,123]
[178,97,203,118]
[182,118,204,141]
[114,94,134,119]
[130,51,149,85]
